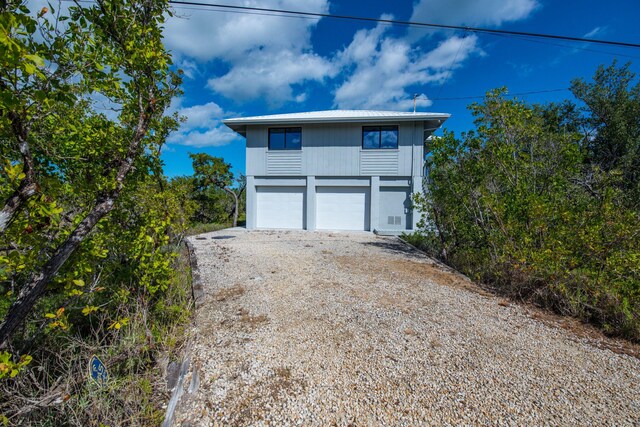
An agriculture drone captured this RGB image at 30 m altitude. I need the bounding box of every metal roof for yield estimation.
[223,110,450,132]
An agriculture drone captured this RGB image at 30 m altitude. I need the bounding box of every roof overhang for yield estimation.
[222,110,451,137]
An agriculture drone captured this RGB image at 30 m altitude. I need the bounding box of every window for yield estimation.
[362,126,398,149]
[269,127,302,150]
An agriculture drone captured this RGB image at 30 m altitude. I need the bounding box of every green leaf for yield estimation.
[23,63,36,75]
[24,54,44,67]
[81,306,98,316]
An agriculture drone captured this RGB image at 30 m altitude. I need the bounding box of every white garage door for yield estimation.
[256,187,305,229]
[316,187,369,231]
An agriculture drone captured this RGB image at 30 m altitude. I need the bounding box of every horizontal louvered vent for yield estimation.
[267,151,302,175]
[360,151,399,175]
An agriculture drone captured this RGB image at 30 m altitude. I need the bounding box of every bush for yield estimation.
[0,172,196,425]
[414,80,640,341]
[0,243,193,426]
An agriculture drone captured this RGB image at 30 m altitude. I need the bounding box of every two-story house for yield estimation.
[223,110,449,233]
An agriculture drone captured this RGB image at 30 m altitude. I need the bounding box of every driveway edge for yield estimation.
[161,238,203,427]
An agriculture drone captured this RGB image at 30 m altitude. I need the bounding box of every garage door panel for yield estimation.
[316,187,369,231]
[256,187,304,229]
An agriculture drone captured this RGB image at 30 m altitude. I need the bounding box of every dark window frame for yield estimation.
[268,127,302,150]
[362,125,399,149]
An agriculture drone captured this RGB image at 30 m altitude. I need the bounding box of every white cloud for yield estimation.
[161,0,538,110]
[177,59,199,79]
[549,26,609,64]
[169,126,239,148]
[583,26,607,39]
[410,0,539,30]
[208,49,336,105]
[167,101,241,147]
[333,22,481,110]
[164,0,327,62]
[331,0,539,111]
[164,0,335,104]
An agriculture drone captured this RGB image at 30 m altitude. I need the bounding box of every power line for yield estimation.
[430,88,570,101]
[170,4,318,21]
[167,1,640,49]
[483,32,640,60]
[434,31,468,102]
[62,0,626,106]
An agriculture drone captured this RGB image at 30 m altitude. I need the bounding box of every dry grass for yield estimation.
[336,255,491,297]
[186,222,230,237]
[214,285,245,302]
[0,244,194,426]
[337,251,640,360]
[238,308,269,329]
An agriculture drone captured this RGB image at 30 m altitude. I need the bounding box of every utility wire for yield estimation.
[61,0,627,105]
[170,4,318,20]
[167,1,640,49]
[483,32,640,60]
[431,88,569,101]
[434,31,468,102]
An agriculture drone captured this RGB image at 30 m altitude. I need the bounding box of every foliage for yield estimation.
[185,222,231,237]
[571,61,640,203]
[0,352,32,380]
[190,153,234,189]
[166,173,244,227]
[0,0,199,424]
[414,65,640,340]
[189,153,245,227]
[0,0,181,342]
[0,244,194,425]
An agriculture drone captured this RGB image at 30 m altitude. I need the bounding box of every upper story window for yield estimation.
[362,125,398,149]
[269,127,302,150]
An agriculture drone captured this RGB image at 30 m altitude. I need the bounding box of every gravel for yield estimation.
[173,229,640,426]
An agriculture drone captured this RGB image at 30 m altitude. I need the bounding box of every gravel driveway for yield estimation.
[174,229,640,426]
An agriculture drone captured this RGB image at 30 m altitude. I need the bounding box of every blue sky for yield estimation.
[160,0,640,178]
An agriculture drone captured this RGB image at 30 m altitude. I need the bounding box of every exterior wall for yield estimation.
[246,175,415,232]
[379,187,412,231]
[246,122,424,178]
[244,120,430,232]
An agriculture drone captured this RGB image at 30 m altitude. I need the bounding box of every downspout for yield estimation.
[411,121,415,182]
[410,121,416,227]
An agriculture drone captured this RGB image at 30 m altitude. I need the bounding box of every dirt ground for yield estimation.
[173,229,640,426]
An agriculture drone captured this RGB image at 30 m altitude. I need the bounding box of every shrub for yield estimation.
[414,81,640,340]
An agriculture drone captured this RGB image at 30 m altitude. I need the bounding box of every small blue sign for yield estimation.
[89,355,108,386]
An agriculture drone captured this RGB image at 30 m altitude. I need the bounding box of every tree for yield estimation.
[571,61,640,204]
[414,85,640,340]
[0,0,181,347]
[0,1,86,234]
[190,153,242,227]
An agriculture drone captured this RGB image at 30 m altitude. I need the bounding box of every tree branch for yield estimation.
[0,90,155,347]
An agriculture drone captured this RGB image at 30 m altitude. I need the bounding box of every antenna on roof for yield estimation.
[413,94,419,113]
